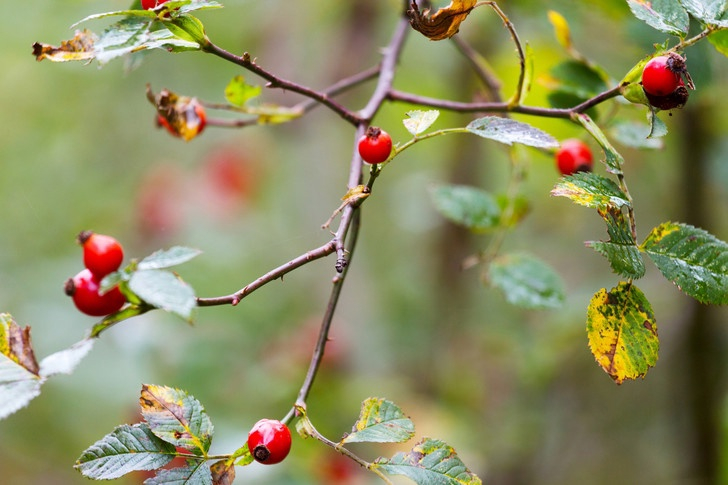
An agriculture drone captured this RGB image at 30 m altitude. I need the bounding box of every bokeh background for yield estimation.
[2,1,728,484]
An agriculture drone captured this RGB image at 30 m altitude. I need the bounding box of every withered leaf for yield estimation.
[32,30,97,62]
[0,315,39,376]
[407,0,478,41]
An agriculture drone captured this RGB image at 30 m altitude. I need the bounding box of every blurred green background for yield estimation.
[2,1,728,484]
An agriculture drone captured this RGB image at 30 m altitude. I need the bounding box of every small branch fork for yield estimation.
[190,1,715,464]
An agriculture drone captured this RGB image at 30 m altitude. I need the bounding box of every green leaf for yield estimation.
[587,283,658,384]
[610,121,664,149]
[374,437,482,485]
[75,423,176,480]
[93,17,199,65]
[138,246,203,271]
[403,110,440,136]
[640,222,728,305]
[139,384,214,455]
[708,29,728,57]
[551,172,631,210]
[573,113,624,174]
[0,314,43,420]
[587,206,645,279]
[39,338,95,378]
[680,0,725,24]
[547,60,608,100]
[129,269,197,320]
[647,109,669,137]
[225,75,263,107]
[341,397,415,444]
[488,252,565,310]
[0,353,43,421]
[144,462,213,485]
[429,185,502,232]
[627,0,689,37]
[166,14,208,45]
[466,116,558,149]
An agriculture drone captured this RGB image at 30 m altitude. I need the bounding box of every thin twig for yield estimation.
[195,241,337,307]
[202,42,363,125]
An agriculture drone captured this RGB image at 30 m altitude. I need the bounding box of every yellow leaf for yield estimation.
[547,10,572,51]
[407,0,478,41]
[586,283,659,384]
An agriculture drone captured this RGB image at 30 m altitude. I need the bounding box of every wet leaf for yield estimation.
[374,437,482,485]
[75,423,176,480]
[586,283,658,384]
[145,462,212,485]
[430,185,501,232]
[129,269,196,321]
[138,246,203,271]
[139,384,213,455]
[627,0,689,37]
[680,0,725,25]
[551,172,631,210]
[488,252,565,309]
[641,222,728,305]
[466,116,558,148]
[403,110,440,136]
[341,397,415,444]
[587,206,645,279]
[407,0,478,40]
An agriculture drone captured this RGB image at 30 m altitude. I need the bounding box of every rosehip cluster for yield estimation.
[247,419,292,465]
[641,52,694,110]
[64,231,126,317]
[555,139,593,176]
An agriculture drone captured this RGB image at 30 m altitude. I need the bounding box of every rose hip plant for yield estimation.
[3,1,728,484]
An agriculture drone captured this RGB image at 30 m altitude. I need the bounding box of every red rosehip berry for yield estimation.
[65,269,126,317]
[156,98,206,141]
[642,55,682,97]
[247,419,292,465]
[141,0,169,10]
[555,139,593,176]
[78,231,124,278]
[358,126,393,165]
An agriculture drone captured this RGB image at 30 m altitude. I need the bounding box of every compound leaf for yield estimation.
[586,283,658,384]
[466,117,558,149]
[341,397,415,445]
[374,437,482,485]
[641,222,728,304]
[140,384,213,455]
[75,423,175,480]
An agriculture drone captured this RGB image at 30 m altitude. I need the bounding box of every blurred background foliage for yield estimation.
[1,1,727,484]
